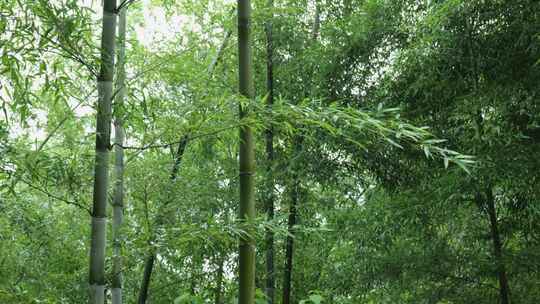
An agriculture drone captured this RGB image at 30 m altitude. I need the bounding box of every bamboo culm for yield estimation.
[111,7,127,304]
[282,4,320,304]
[485,188,511,304]
[237,0,256,304]
[89,1,117,303]
[137,136,188,304]
[264,0,275,303]
[214,254,225,304]
[282,141,300,304]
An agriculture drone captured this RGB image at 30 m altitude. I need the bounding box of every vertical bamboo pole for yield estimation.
[111,6,127,304]
[89,1,117,303]
[264,0,275,303]
[237,0,256,303]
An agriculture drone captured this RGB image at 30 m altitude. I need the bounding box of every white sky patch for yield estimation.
[4,0,232,147]
[135,0,202,50]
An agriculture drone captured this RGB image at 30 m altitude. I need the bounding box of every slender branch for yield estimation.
[34,31,98,77]
[117,0,138,12]
[1,99,8,126]
[9,98,88,190]
[34,99,86,153]
[208,30,232,75]
[111,57,170,102]
[20,179,91,214]
[117,124,241,151]
[111,44,198,102]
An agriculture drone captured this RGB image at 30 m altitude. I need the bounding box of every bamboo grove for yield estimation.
[1,1,540,304]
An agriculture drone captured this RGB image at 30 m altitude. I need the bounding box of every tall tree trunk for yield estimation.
[282,157,299,304]
[214,254,225,304]
[282,4,320,304]
[137,135,188,304]
[111,7,127,304]
[264,0,275,303]
[137,252,156,304]
[237,1,256,304]
[485,188,511,304]
[89,1,117,303]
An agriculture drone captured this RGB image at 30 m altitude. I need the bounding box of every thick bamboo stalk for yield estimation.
[214,254,225,304]
[282,150,299,304]
[111,7,127,304]
[237,1,256,304]
[137,252,156,304]
[485,188,511,304]
[282,5,320,303]
[89,1,117,303]
[264,0,275,303]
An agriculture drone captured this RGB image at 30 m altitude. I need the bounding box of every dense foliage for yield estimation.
[1,0,539,303]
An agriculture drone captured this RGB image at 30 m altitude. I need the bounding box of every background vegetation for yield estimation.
[1,0,539,303]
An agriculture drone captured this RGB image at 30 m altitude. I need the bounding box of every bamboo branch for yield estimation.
[116,124,241,151]
[20,178,91,214]
[117,0,138,12]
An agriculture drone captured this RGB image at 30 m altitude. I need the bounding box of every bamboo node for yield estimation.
[92,216,107,224]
